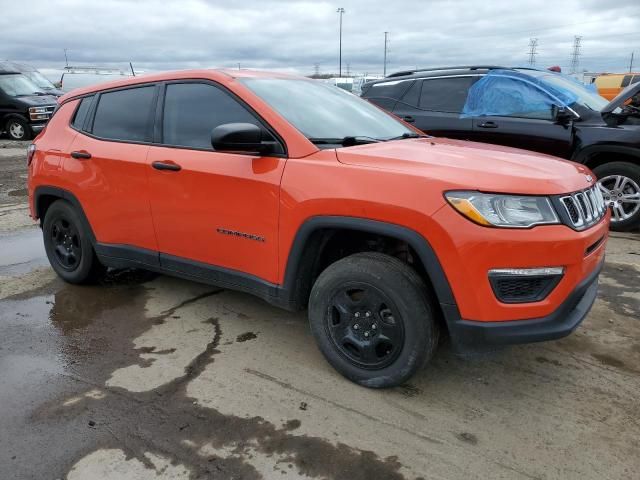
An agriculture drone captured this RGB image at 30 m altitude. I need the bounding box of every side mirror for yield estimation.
[551,104,575,124]
[211,123,269,154]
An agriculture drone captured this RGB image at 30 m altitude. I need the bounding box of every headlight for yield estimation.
[29,107,48,114]
[445,191,559,228]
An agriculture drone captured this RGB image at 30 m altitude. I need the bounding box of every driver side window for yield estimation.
[162,82,273,150]
[493,79,554,120]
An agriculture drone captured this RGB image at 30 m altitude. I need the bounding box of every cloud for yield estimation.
[1,0,639,76]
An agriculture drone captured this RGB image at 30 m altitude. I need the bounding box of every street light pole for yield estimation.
[337,7,345,77]
[384,32,389,76]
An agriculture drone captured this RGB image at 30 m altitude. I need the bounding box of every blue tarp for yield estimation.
[461,69,579,118]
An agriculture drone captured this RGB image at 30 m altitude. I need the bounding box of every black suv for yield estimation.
[362,66,640,231]
[0,66,58,141]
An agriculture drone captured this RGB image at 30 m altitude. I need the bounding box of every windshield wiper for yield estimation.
[387,132,428,141]
[308,136,383,147]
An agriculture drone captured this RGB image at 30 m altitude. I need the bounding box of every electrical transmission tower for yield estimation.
[527,38,539,66]
[313,63,320,77]
[570,36,582,74]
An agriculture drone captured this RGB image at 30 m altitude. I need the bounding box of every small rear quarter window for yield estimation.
[71,95,94,130]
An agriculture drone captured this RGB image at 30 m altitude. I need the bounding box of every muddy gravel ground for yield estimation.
[0,139,639,480]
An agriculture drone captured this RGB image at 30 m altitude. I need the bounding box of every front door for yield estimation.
[147,81,286,283]
[470,115,573,157]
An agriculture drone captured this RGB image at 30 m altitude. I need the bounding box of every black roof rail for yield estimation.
[386,65,511,78]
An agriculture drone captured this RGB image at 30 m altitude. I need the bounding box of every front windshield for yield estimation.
[26,71,55,90]
[0,74,43,97]
[538,74,609,111]
[241,78,413,141]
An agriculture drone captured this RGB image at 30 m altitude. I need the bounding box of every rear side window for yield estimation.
[71,96,93,130]
[398,80,420,107]
[622,75,633,87]
[92,86,155,142]
[162,82,267,150]
[419,77,475,113]
[362,80,412,109]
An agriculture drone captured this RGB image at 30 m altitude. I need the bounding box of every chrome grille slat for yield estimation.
[559,185,606,230]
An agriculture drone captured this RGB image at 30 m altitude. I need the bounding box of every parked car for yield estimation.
[594,72,640,100]
[0,67,58,140]
[28,70,608,387]
[361,66,640,231]
[0,61,64,97]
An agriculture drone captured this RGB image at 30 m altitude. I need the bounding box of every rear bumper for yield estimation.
[447,259,602,353]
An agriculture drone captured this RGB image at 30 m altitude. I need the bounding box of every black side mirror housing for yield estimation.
[551,104,575,124]
[211,123,271,154]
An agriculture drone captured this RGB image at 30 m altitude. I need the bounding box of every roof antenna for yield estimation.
[129,62,135,77]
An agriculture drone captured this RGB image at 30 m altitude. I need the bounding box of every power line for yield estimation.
[527,38,539,66]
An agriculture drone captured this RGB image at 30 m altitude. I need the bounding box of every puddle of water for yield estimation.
[0,228,48,275]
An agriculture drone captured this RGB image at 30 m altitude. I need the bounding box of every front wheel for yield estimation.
[308,252,439,388]
[5,117,31,141]
[594,162,640,232]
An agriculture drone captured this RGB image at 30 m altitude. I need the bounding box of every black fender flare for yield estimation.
[572,144,640,167]
[281,216,460,325]
[33,186,97,244]
[2,112,29,126]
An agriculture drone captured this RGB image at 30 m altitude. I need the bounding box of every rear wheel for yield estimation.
[42,200,104,284]
[308,252,439,388]
[594,161,640,231]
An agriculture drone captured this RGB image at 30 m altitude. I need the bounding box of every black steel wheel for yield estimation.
[49,217,83,271]
[326,282,405,370]
[42,200,104,284]
[309,252,439,388]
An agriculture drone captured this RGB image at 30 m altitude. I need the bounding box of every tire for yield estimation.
[593,161,640,232]
[5,117,31,141]
[308,252,439,388]
[42,200,105,284]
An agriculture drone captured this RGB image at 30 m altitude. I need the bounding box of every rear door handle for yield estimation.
[478,121,498,128]
[70,150,91,159]
[152,160,181,172]
[402,115,415,123]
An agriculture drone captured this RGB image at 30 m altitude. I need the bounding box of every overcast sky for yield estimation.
[1,0,639,79]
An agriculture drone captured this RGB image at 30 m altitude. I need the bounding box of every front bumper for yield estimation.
[30,123,46,133]
[447,259,602,353]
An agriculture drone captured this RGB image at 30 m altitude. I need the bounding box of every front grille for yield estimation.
[558,185,606,230]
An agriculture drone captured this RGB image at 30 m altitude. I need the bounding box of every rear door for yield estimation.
[63,85,159,252]
[392,76,475,139]
[361,79,413,111]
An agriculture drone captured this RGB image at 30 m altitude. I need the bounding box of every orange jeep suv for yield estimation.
[28,70,609,388]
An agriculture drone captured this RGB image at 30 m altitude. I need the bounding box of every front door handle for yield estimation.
[152,160,181,172]
[478,121,498,128]
[70,150,91,159]
[402,115,415,123]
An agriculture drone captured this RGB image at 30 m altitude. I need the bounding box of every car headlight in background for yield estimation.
[445,191,559,228]
[29,106,49,121]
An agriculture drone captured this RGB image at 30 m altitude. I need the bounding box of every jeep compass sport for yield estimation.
[28,70,609,388]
